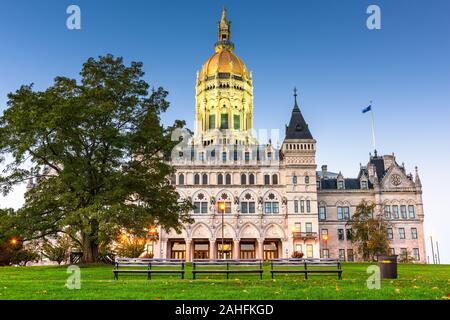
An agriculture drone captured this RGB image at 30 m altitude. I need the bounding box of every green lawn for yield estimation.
[0,263,449,300]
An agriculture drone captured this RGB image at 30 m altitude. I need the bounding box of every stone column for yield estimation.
[233,239,240,259]
[209,239,216,260]
[185,239,192,262]
[257,238,264,260]
[160,240,168,259]
[282,239,289,259]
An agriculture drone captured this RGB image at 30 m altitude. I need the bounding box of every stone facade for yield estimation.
[150,9,426,263]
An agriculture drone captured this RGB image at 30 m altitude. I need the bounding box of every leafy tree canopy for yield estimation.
[0,55,192,262]
[347,201,390,261]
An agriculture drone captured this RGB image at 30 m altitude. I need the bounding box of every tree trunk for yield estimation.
[82,236,99,263]
[81,220,99,264]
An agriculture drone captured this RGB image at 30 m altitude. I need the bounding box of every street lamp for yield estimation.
[148,226,158,258]
[219,201,226,259]
[322,234,328,258]
[9,237,18,246]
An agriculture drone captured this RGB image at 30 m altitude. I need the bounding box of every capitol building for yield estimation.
[152,9,426,263]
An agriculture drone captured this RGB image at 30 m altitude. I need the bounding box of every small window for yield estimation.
[413,248,420,261]
[408,205,415,219]
[339,249,345,261]
[222,152,227,162]
[338,229,344,240]
[264,174,270,185]
[293,175,298,185]
[338,181,344,189]
[361,180,368,189]
[392,205,399,219]
[220,113,228,129]
[399,228,406,239]
[208,114,215,129]
[319,206,326,220]
[300,200,305,213]
[194,174,200,185]
[305,223,312,233]
[267,152,273,161]
[240,174,247,185]
[411,228,418,239]
[306,200,311,213]
[249,173,255,185]
[225,173,231,185]
[202,173,208,185]
[272,174,278,185]
[384,205,391,219]
[387,228,393,239]
[305,176,310,184]
[233,114,240,130]
[217,173,223,185]
[294,200,299,213]
[178,173,185,185]
[244,152,250,162]
[400,205,407,219]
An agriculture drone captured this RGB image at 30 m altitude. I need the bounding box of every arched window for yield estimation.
[217,173,223,185]
[194,174,200,185]
[305,175,310,184]
[241,174,247,185]
[240,192,256,214]
[178,173,185,185]
[193,192,209,214]
[272,174,278,185]
[249,173,255,185]
[202,173,208,185]
[293,175,298,185]
[264,174,270,185]
[264,192,280,214]
[225,173,232,185]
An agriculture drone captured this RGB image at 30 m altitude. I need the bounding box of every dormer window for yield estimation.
[338,181,344,190]
[361,180,368,189]
[267,152,273,161]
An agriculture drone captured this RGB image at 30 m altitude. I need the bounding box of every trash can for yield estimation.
[378,255,398,279]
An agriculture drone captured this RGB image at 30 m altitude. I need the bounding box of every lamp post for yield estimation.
[430,235,435,264]
[219,202,226,259]
[148,226,158,258]
[322,234,329,258]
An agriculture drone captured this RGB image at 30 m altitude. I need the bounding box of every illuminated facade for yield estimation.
[151,9,426,263]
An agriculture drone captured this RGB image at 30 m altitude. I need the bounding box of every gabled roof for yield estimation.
[284,90,313,140]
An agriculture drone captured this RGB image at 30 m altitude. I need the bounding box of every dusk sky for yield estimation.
[1,0,449,263]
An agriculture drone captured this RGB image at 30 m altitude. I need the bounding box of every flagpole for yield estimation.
[370,101,376,154]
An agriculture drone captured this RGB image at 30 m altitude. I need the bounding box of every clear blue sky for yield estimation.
[1,0,449,263]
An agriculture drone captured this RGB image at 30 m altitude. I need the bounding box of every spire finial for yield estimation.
[293,87,298,107]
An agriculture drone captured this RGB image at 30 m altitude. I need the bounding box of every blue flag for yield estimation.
[362,105,372,113]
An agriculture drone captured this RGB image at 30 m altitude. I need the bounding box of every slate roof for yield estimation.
[284,93,313,140]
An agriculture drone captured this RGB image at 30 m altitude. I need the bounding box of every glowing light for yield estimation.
[218,202,226,211]
[322,235,329,241]
[10,238,18,246]
[291,226,297,232]
[149,227,157,235]
[119,234,128,242]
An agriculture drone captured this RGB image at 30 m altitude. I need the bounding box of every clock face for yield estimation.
[390,174,402,186]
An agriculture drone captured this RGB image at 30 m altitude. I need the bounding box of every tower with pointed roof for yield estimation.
[281,89,319,258]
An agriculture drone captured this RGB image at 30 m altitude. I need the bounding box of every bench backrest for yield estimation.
[270,258,341,268]
[115,258,185,268]
[192,259,263,269]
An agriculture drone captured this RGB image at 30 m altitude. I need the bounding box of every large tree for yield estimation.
[0,55,192,263]
[347,201,390,261]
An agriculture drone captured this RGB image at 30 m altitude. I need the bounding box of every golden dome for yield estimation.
[200,49,249,80]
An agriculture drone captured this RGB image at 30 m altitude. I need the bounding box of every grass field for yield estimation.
[0,263,449,300]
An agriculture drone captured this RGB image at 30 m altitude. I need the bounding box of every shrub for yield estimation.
[291,251,304,258]
[42,235,72,265]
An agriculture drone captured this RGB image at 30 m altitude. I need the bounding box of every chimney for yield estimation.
[322,165,328,179]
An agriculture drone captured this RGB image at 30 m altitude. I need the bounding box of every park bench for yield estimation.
[192,259,263,280]
[270,258,342,280]
[113,258,185,280]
